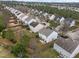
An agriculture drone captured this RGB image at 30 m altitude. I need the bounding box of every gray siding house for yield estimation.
[38,28,58,43]
[64,18,75,27]
[53,30,79,58]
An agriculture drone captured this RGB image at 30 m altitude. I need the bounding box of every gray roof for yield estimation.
[55,30,79,53]
[54,16,63,21]
[38,28,53,37]
[20,14,25,18]
[15,11,18,13]
[30,22,39,27]
[25,17,32,22]
[64,18,74,26]
[16,12,21,15]
[37,15,46,22]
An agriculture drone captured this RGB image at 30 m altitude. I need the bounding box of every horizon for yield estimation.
[0,0,79,3]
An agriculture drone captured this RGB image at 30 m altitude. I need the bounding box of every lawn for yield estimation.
[48,20,59,28]
[37,48,59,58]
[75,53,79,58]
[23,28,59,58]
[0,46,14,58]
[75,21,79,27]
[69,26,78,31]
[0,12,5,32]
[0,14,4,26]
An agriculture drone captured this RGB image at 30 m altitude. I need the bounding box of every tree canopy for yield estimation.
[0,15,5,32]
[2,29,15,42]
[11,43,28,58]
[11,33,30,58]
[27,5,79,20]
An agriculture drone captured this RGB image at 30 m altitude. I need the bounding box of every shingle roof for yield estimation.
[54,16,62,20]
[19,14,25,18]
[38,28,53,37]
[64,18,74,26]
[14,10,18,13]
[25,17,32,22]
[30,22,39,27]
[55,30,79,53]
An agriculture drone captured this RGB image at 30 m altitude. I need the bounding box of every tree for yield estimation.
[11,43,28,58]
[2,29,16,43]
[20,33,30,47]
[11,33,30,57]
[0,25,5,32]
[27,5,79,20]
[0,15,5,32]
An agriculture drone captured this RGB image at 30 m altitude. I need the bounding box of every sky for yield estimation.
[1,0,79,2]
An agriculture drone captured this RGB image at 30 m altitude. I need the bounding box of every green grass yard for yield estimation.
[35,48,59,58]
[23,28,59,58]
[75,54,79,58]
[49,21,59,28]
[0,46,14,58]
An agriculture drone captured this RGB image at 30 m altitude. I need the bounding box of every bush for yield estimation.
[20,33,30,47]
[11,33,30,57]
[35,33,39,38]
[11,43,28,58]
[49,20,59,28]
[2,29,16,43]
[0,15,5,32]
[26,26,30,30]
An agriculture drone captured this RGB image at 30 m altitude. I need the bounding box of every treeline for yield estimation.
[0,14,5,32]
[27,5,79,20]
[2,28,30,57]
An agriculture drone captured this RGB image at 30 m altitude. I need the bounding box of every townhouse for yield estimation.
[29,21,45,33]
[64,18,75,27]
[38,28,58,43]
[53,30,79,58]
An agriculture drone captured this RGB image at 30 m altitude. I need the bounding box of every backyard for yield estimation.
[23,27,59,58]
[75,53,79,58]
[48,20,60,28]
[0,5,59,58]
[0,46,14,58]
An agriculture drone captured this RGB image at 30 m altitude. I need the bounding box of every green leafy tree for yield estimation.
[20,33,30,47]
[2,29,16,43]
[27,5,79,20]
[0,15,5,32]
[11,43,28,58]
[11,33,30,57]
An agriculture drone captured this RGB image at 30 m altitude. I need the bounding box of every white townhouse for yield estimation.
[24,17,36,25]
[5,6,10,10]
[43,12,48,17]
[39,11,43,14]
[49,14,56,21]
[49,15,65,25]
[21,15,29,22]
[38,28,58,43]
[14,11,20,16]
[5,7,17,15]
[10,8,16,14]
[13,10,18,15]
[34,10,39,14]
[17,13,25,21]
[53,30,79,58]
[29,21,45,33]
[14,10,22,17]
[64,18,75,27]
[8,7,12,11]
[54,16,65,24]
[15,11,23,18]
[9,8,14,12]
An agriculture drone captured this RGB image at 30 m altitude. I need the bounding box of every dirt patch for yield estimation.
[0,46,14,58]
[0,38,13,46]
